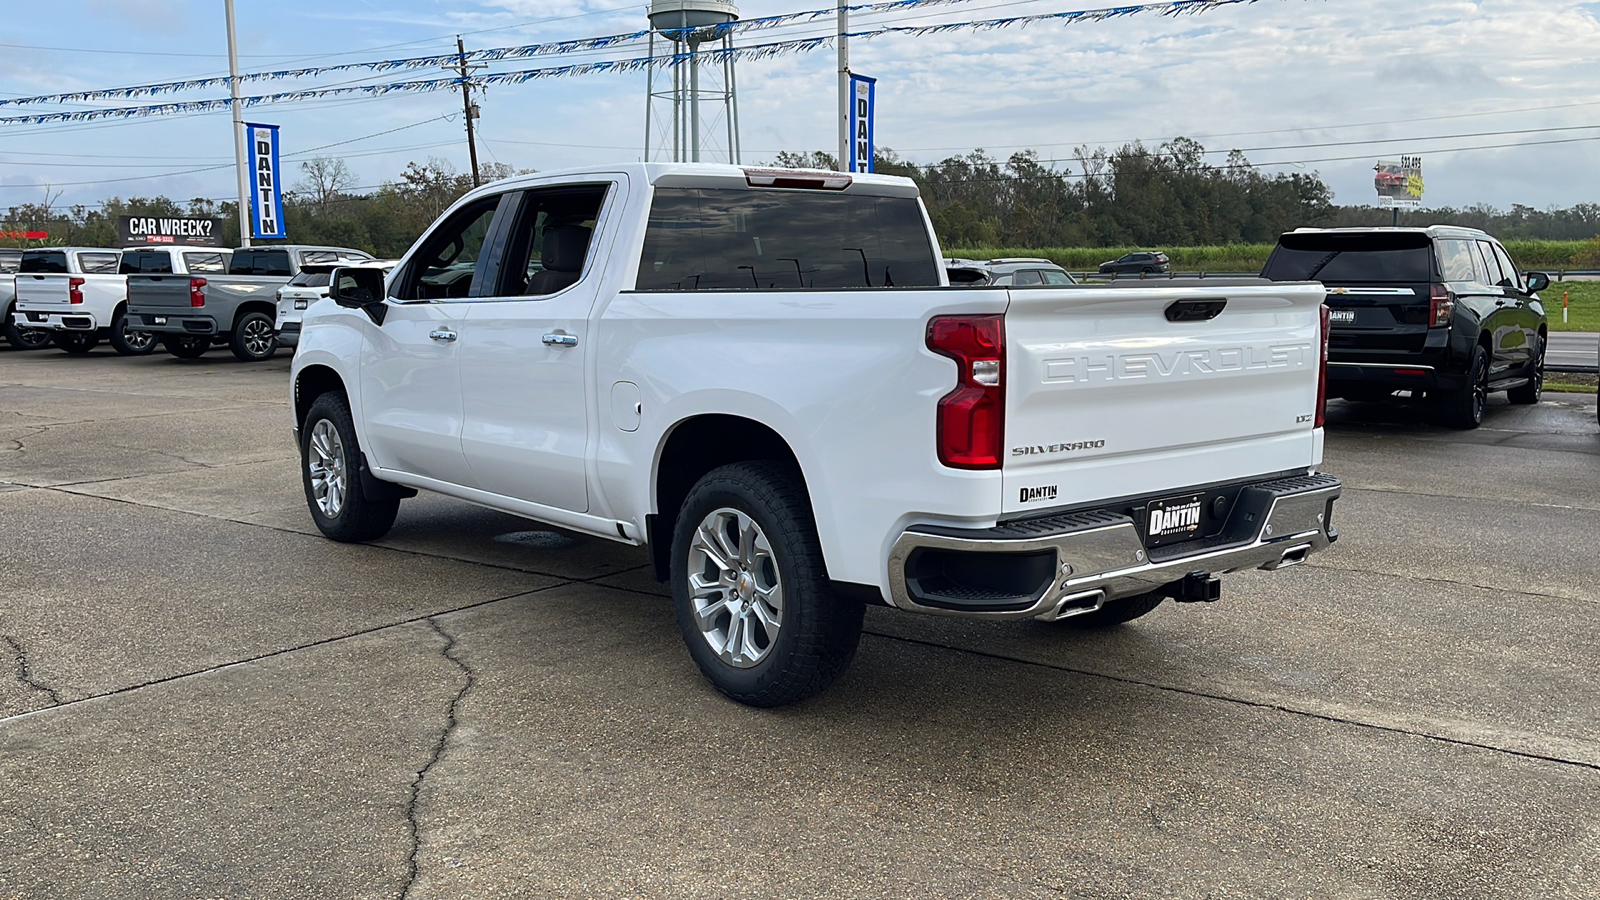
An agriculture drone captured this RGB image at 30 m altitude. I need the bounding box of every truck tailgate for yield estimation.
[1003,282,1325,516]
[14,274,74,312]
[127,275,195,308]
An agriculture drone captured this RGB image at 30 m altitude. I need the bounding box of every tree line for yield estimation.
[4,138,1598,256]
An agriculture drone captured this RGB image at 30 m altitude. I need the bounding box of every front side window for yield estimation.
[636,188,940,291]
[1042,269,1074,285]
[1490,242,1522,291]
[397,199,501,300]
[1476,241,1506,287]
[1012,270,1043,286]
[78,252,120,274]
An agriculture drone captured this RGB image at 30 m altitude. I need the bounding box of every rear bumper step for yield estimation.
[887,473,1341,620]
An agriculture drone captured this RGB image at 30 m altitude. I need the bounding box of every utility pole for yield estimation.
[225,0,251,247]
[454,37,483,187]
[836,1,849,172]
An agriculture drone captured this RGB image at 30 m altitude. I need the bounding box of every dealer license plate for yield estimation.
[293,298,309,310]
[1146,492,1204,544]
[1328,309,1356,324]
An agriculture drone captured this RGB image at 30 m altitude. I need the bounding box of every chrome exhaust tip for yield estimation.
[1261,543,1312,571]
[1036,589,1107,622]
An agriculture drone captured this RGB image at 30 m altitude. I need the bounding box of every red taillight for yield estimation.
[189,277,207,307]
[1429,283,1455,328]
[68,277,84,304]
[1315,303,1330,429]
[927,314,1005,469]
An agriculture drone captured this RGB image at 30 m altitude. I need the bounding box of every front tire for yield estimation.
[229,311,277,361]
[300,392,400,542]
[1439,344,1490,429]
[1507,335,1543,405]
[162,335,209,359]
[109,310,157,356]
[53,331,97,354]
[670,461,863,707]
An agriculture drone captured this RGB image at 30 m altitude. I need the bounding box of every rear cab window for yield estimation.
[120,250,174,274]
[636,188,940,290]
[1262,233,1434,282]
[20,251,69,273]
[229,249,292,277]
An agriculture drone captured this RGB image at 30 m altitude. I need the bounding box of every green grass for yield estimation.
[1544,281,1600,332]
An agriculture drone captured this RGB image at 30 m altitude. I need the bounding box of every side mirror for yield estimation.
[329,266,387,324]
[1526,271,1550,293]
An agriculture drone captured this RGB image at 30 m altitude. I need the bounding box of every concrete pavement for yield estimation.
[2,344,1598,898]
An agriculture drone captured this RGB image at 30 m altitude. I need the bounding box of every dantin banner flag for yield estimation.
[247,123,286,240]
[848,73,875,174]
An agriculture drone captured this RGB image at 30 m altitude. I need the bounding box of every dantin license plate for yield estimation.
[1146,492,1204,544]
[293,298,309,310]
[1328,309,1356,324]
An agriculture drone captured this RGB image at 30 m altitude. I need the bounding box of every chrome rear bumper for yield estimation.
[886,473,1341,621]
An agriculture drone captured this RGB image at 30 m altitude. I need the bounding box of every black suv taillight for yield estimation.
[927,315,1005,469]
[1429,283,1455,328]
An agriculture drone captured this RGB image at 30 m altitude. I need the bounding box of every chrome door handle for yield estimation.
[429,329,457,342]
[542,333,578,347]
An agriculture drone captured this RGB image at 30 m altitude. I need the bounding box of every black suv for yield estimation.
[1261,226,1550,428]
[1099,251,1170,275]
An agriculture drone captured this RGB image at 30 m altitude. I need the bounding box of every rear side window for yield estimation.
[183,252,228,273]
[78,252,120,274]
[1013,270,1043,286]
[1436,240,1479,283]
[229,249,292,276]
[20,251,68,273]
[120,251,173,274]
[0,250,22,274]
[636,188,940,291]
[1262,234,1433,282]
[287,270,333,288]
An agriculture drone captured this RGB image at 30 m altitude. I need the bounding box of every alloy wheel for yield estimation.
[242,317,275,357]
[307,419,347,518]
[686,507,784,668]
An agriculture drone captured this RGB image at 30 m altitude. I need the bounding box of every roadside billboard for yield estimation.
[1375,156,1423,208]
[116,216,224,247]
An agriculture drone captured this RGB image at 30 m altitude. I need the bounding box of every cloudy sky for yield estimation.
[3,0,1599,218]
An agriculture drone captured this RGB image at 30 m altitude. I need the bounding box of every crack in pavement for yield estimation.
[399,619,474,900]
[3,634,62,706]
[1302,557,1599,606]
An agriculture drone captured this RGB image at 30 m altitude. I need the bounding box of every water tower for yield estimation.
[645,0,742,163]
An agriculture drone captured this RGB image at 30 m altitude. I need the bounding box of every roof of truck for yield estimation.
[472,162,922,199]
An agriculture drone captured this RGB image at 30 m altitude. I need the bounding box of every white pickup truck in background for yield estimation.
[0,248,52,350]
[11,247,138,354]
[292,163,1342,706]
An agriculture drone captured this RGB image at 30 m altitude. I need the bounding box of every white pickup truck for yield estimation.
[291,163,1342,706]
[11,247,135,354]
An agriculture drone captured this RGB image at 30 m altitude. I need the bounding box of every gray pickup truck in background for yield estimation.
[127,244,372,360]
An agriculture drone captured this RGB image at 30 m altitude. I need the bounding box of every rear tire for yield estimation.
[300,391,400,543]
[229,311,277,361]
[53,331,97,354]
[162,335,209,359]
[1507,335,1543,405]
[670,461,864,707]
[1054,592,1165,628]
[3,308,53,350]
[109,310,157,356]
[1438,344,1489,429]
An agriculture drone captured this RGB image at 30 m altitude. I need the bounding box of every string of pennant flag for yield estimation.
[0,0,1278,126]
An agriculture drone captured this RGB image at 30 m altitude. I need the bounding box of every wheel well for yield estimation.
[649,415,804,580]
[294,365,346,430]
[233,300,277,330]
